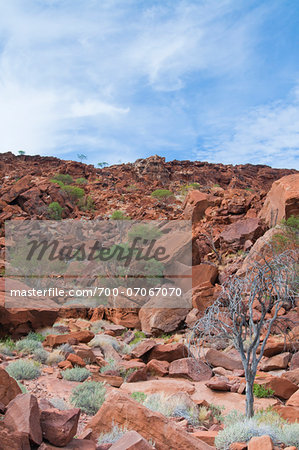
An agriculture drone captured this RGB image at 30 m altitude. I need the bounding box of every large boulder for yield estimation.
[148,343,188,363]
[248,435,273,450]
[220,218,264,250]
[0,367,22,406]
[4,394,42,446]
[259,174,299,226]
[43,330,94,347]
[0,422,30,450]
[183,190,211,222]
[205,348,243,371]
[260,352,291,371]
[169,358,212,382]
[87,390,213,450]
[192,264,218,288]
[40,407,80,447]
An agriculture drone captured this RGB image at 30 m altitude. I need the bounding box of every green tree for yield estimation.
[18,150,25,156]
[151,189,173,202]
[48,202,63,220]
[77,154,87,163]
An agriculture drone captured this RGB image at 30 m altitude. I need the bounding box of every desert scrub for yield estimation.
[89,334,121,351]
[46,350,65,366]
[253,384,274,398]
[98,424,128,445]
[6,359,40,380]
[0,337,15,355]
[57,343,74,355]
[129,331,146,346]
[51,173,73,185]
[48,202,63,220]
[33,347,50,363]
[16,338,43,355]
[70,381,106,415]
[26,331,45,342]
[131,392,147,403]
[62,185,85,202]
[110,210,131,220]
[75,177,88,185]
[62,367,90,382]
[100,358,119,374]
[143,392,200,425]
[215,412,299,449]
[90,320,105,333]
[151,189,173,202]
[49,397,69,410]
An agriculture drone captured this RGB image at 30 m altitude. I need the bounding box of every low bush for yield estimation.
[48,202,63,220]
[26,331,45,342]
[62,367,90,382]
[46,350,65,366]
[15,338,43,355]
[151,189,173,202]
[51,173,73,185]
[253,384,274,398]
[7,359,40,380]
[129,330,146,346]
[215,415,299,449]
[33,347,50,363]
[49,397,69,410]
[97,424,128,445]
[57,343,75,355]
[75,177,88,185]
[143,392,200,426]
[89,334,121,351]
[100,358,119,374]
[62,185,85,201]
[78,195,95,211]
[110,210,131,220]
[0,337,15,356]
[70,381,106,415]
[131,391,147,403]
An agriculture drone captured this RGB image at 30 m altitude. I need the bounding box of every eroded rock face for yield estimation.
[259,173,299,226]
[0,367,22,406]
[148,343,188,363]
[4,394,42,446]
[220,218,264,250]
[87,390,213,450]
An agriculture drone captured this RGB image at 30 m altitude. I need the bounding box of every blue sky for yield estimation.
[0,0,298,169]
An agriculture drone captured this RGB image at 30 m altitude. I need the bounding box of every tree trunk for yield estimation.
[245,380,254,418]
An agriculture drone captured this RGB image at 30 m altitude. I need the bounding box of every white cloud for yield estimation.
[70,100,129,118]
[197,84,299,169]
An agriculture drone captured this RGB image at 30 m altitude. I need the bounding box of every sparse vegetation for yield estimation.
[62,185,85,201]
[253,384,274,398]
[51,173,73,185]
[97,162,108,168]
[97,424,128,445]
[7,359,41,380]
[15,338,43,355]
[151,189,173,202]
[70,381,106,415]
[46,349,65,366]
[48,201,63,220]
[77,153,87,162]
[78,195,95,211]
[110,210,131,220]
[75,177,88,185]
[62,367,90,382]
[33,347,50,363]
[57,343,75,355]
[131,391,147,403]
[49,397,69,410]
[130,331,146,346]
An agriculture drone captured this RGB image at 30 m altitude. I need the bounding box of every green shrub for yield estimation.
[46,349,65,366]
[48,202,63,220]
[51,173,73,185]
[75,177,88,185]
[15,338,43,355]
[62,185,85,201]
[57,343,74,355]
[50,179,65,188]
[0,337,15,355]
[151,189,173,202]
[62,367,90,382]
[110,210,131,220]
[143,393,200,425]
[100,358,119,374]
[98,424,128,445]
[49,397,69,410]
[26,331,45,342]
[253,384,274,398]
[215,415,299,449]
[70,381,106,415]
[7,359,40,380]
[78,195,95,211]
[128,224,162,242]
[33,347,50,363]
[131,392,147,403]
[130,331,146,346]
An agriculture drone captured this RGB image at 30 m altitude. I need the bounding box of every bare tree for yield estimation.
[190,249,298,418]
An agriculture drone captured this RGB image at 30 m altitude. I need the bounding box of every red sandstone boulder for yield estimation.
[220,218,263,249]
[40,407,80,446]
[286,389,299,407]
[290,352,299,370]
[259,174,299,226]
[0,422,30,450]
[169,358,212,382]
[282,368,299,386]
[4,394,42,446]
[256,376,298,400]
[146,359,169,376]
[67,353,86,367]
[43,330,94,347]
[0,367,22,406]
[87,390,213,450]
[148,343,188,363]
[131,340,157,359]
[248,435,273,450]
[183,190,211,222]
[205,376,231,391]
[260,352,291,371]
[205,348,243,371]
[110,430,155,449]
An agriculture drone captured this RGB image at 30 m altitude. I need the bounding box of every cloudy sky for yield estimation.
[0,0,298,168]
